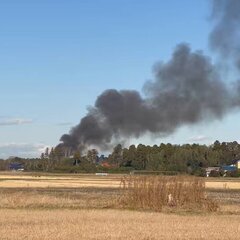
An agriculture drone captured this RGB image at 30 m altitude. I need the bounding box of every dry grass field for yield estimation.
[0,209,240,240]
[0,173,122,188]
[0,172,240,239]
[1,172,240,189]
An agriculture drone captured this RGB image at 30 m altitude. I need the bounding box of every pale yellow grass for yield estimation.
[1,173,240,189]
[0,173,122,188]
[0,173,239,239]
[221,204,240,214]
[0,209,239,240]
[0,173,118,180]
[205,180,240,190]
[0,179,121,188]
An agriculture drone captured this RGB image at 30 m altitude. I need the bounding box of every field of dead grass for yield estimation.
[205,179,240,190]
[0,179,121,188]
[0,209,239,240]
[1,172,240,190]
[0,172,239,239]
[0,173,122,188]
[0,187,118,210]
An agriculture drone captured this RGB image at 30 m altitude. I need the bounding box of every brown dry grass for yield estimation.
[0,172,240,239]
[0,173,240,213]
[0,174,122,188]
[0,209,240,240]
[120,176,218,212]
[0,188,118,209]
[1,172,240,189]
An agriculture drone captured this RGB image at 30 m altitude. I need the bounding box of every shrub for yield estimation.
[120,175,218,212]
[192,168,206,177]
[224,170,239,178]
[209,170,220,177]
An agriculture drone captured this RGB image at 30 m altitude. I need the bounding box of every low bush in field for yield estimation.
[223,170,239,178]
[209,170,220,177]
[120,175,218,212]
[54,160,97,173]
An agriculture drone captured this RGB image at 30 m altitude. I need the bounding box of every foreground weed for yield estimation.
[120,176,219,212]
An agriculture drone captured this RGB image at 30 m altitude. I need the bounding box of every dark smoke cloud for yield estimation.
[60,0,240,151]
[210,0,240,68]
[60,43,240,150]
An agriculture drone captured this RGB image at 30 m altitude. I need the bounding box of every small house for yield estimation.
[100,161,117,169]
[205,167,220,177]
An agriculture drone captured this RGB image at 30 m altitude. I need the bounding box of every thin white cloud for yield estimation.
[0,143,48,159]
[0,118,33,126]
[56,122,72,126]
[188,135,210,142]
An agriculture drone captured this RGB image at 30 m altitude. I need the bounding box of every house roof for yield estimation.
[221,165,237,171]
[9,163,24,169]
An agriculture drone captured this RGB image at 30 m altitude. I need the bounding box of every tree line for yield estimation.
[0,140,240,175]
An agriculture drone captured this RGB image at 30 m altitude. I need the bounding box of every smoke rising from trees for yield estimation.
[60,0,240,151]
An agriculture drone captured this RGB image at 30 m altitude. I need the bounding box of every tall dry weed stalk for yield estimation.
[120,176,218,212]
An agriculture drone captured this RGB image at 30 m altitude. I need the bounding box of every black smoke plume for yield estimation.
[210,0,240,69]
[60,0,240,151]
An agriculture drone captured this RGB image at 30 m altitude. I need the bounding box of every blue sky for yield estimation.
[1,0,240,158]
